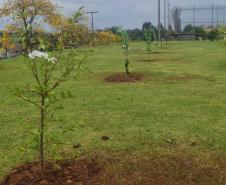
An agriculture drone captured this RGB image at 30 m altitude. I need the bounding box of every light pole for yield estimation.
[158,0,161,42]
[87,11,98,31]
[164,0,166,29]
[211,4,214,29]
[193,6,196,26]
[167,0,171,30]
[164,0,167,42]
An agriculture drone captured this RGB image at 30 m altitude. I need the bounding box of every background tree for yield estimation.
[207,29,221,41]
[52,7,93,48]
[0,0,60,53]
[144,27,156,60]
[194,27,207,40]
[183,24,194,33]
[0,31,16,59]
[73,6,88,24]
[142,22,158,39]
[183,24,207,40]
[142,22,153,32]
[127,28,143,41]
[104,26,121,35]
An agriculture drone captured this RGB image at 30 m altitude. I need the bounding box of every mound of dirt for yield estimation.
[0,159,101,185]
[105,73,144,83]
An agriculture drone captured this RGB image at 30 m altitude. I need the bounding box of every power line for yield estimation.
[183,21,225,24]
[182,6,226,11]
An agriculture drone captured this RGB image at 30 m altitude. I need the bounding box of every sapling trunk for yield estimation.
[118,29,130,75]
[125,57,129,74]
[40,95,45,173]
[148,52,150,61]
[144,26,156,62]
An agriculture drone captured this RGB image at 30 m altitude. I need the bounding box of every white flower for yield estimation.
[28,53,35,59]
[28,50,49,60]
[28,50,57,64]
[48,57,57,64]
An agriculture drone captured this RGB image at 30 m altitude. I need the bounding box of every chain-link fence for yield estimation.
[170,5,226,32]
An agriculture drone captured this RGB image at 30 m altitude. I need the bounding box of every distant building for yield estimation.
[171,33,201,41]
[0,44,21,59]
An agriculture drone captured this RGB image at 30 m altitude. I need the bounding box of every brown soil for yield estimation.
[140,58,161,63]
[104,73,144,83]
[1,153,226,185]
[0,159,102,185]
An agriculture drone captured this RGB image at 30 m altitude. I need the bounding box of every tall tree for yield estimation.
[0,0,60,53]
[127,28,143,41]
[53,7,91,48]
[142,22,158,38]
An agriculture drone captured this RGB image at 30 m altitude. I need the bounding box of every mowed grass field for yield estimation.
[1,41,226,183]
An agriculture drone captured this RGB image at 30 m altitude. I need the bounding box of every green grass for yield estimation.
[1,41,226,177]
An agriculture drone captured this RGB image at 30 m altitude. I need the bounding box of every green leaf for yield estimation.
[60,91,66,99]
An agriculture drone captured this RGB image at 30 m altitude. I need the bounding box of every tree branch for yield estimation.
[17,95,42,110]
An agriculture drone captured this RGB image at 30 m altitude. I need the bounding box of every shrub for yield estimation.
[207,30,221,41]
[96,31,120,44]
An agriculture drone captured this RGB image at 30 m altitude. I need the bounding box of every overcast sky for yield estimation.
[1,0,226,29]
[52,0,226,29]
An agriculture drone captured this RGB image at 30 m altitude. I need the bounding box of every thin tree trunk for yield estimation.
[40,95,45,173]
[125,56,129,75]
[5,49,8,59]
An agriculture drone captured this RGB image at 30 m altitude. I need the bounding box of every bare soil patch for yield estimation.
[105,73,145,83]
[139,58,161,63]
[0,159,102,185]
[1,153,226,185]
[103,154,226,185]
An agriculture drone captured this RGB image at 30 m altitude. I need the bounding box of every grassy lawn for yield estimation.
[1,41,226,181]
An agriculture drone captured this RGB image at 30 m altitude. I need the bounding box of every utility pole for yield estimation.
[164,0,167,42]
[211,4,214,29]
[217,6,219,27]
[193,6,196,26]
[164,0,166,29]
[167,0,171,30]
[158,0,161,42]
[87,11,98,31]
